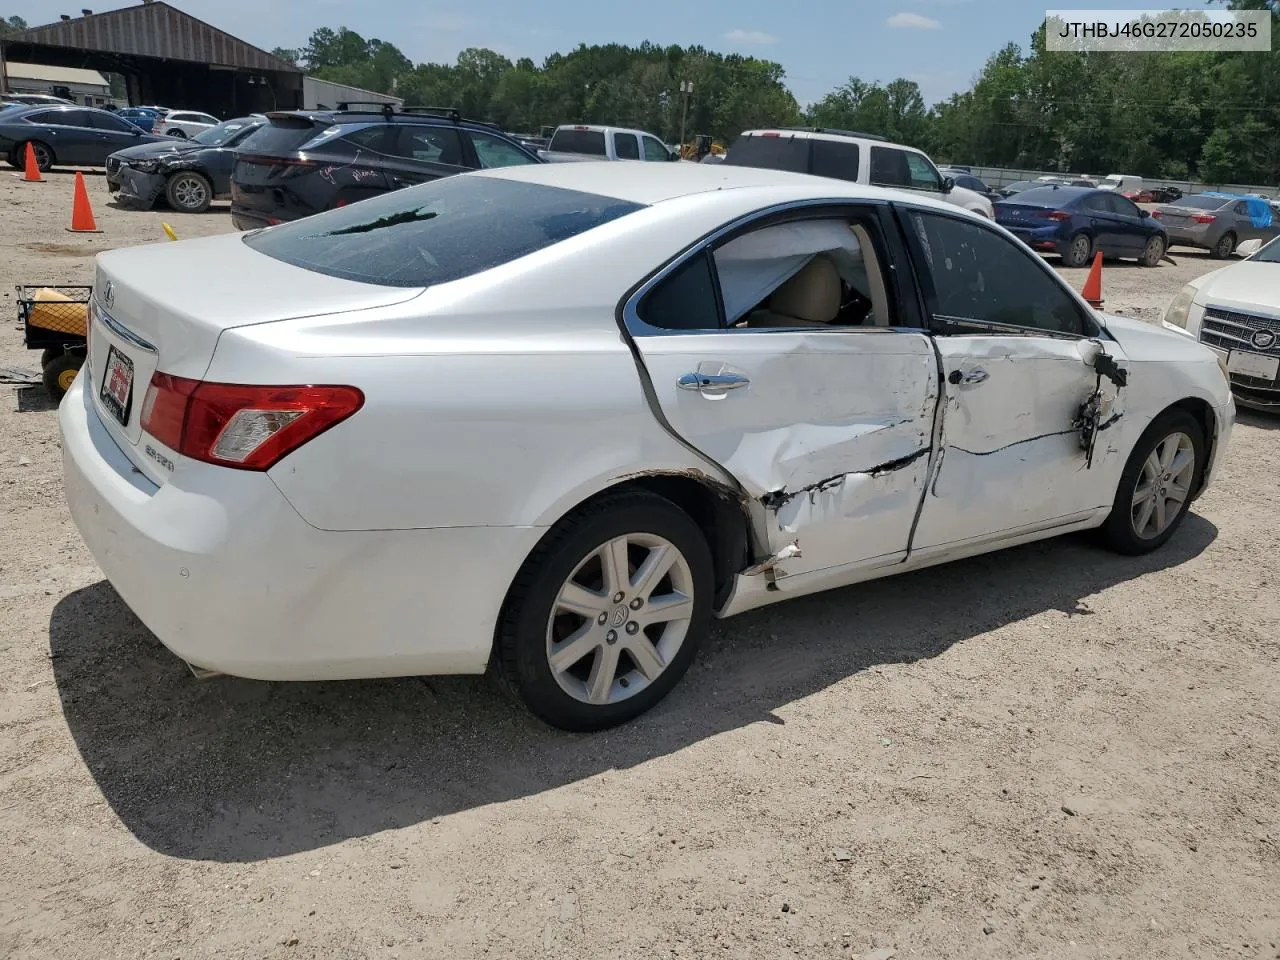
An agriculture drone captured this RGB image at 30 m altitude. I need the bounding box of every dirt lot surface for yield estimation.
[1,170,1278,960]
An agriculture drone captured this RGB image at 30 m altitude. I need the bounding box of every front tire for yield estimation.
[495,490,714,731]
[1140,234,1166,267]
[1098,409,1204,555]
[166,171,212,213]
[1062,232,1092,268]
[1211,231,1236,259]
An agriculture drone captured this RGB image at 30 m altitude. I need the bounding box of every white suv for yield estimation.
[723,128,994,218]
[156,110,219,139]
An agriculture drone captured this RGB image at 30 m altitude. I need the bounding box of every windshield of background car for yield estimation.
[1175,195,1232,211]
[722,135,811,173]
[1252,236,1280,262]
[193,118,258,146]
[243,176,645,287]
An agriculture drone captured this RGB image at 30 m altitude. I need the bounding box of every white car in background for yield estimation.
[61,163,1232,731]
[156,110,218,139]
[1162,235,1280,411]
[723,128,995,218]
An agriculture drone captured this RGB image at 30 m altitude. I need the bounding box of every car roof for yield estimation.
[473,160,973,214]
[555,124,659,137]
[1009,185,1095,202]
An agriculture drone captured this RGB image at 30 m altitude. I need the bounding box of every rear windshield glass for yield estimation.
[722,135,811,173]
[1004,186,1080,205]
[1176,195,1231,210]
[237,117,319,155]
[243,175,644,288]
[550,129,607,155]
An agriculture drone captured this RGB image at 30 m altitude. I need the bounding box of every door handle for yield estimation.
[678,372,750,391]
[948,368,988,385]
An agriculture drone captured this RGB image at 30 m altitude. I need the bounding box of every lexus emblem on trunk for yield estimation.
[102,281,115,309]
[1251,329,1277,351]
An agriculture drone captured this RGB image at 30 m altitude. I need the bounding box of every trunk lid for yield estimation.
[88,233,423,486]
[993,201,1059,224]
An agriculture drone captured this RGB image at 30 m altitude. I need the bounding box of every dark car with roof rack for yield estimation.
[229,103,544,230]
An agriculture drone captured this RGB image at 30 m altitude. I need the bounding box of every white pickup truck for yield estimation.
[539,125,681,164]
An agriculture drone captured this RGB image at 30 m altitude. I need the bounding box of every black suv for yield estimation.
[230,104,543,230]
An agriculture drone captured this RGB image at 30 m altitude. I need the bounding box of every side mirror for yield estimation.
[1236,238,1264,257]
[1140,209,1150,218]
[942,176,956,192]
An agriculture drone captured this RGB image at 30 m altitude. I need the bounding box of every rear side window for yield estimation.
[343,126,392,152]
[244,176,644,288]
[238,117,321,155]
[810,140,859,181]
[722,135,811,173]
[550,129,607,155]
[639,252,722,330]
[388,127,466,166]
[615,134,640,160]
[869,147,910,188]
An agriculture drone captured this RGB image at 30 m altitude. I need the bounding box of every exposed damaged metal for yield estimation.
[1074,346,1129,468]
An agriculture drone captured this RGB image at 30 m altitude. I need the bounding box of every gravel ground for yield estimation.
[1,170,1278,960]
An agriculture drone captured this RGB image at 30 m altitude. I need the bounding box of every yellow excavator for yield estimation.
[680,135,726,161]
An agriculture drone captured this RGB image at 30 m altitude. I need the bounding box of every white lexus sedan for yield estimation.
[61,163,1234,731]
[1160,235,1280,412]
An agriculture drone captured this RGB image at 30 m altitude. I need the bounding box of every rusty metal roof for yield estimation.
[10,2,301,73]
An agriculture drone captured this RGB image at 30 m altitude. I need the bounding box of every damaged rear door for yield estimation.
[622,204,939,582]
[899,207,1127,554]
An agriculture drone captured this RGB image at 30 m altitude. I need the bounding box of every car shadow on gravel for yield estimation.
[48,516,1217,863]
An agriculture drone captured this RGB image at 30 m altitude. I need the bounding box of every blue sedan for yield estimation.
[993,186,1168,268]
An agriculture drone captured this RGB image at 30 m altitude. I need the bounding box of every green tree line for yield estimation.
[271,0,1274,185]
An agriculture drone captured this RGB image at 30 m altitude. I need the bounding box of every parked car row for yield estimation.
[994,184,1168,267]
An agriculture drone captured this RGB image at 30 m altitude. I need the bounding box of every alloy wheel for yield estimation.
[1071,235,1090,264]
[545,532,695,705]
[1131,431,1195,539]
[171,174,207,210]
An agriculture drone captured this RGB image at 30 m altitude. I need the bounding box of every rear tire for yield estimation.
[1062,232,1092,268]
[15,140,54,171]
[495,490,714,731]
[1140,234,1166,267]
[168,129,188,139]
[1098,409,1205,555]
[1211,231,1236,259]
[41,347,63,367]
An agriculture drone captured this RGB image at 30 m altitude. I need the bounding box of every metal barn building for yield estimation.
[0,1,302,117]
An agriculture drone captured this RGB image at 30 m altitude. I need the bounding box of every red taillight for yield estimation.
[1045,210,1071,221]
[1193,214,1217,224]
[760,131,781,137]
[266,216,281,225]
[140,375,363,471]
[1152,210,1161,218]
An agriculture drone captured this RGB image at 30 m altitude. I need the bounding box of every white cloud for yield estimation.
[886,12,942,29]
[724,28,778,45]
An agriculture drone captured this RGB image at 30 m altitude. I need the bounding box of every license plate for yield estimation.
[1227,349,1280,381]
[100,344,135,426]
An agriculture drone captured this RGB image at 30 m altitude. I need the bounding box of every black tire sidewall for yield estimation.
[1064,233,1091,268]
[1142,235,1165,267]
[501,493,714,731]
[1101,409,1205,555]
[1213,232,1235,259]
[166,172,211,213]
[25,141,53,171]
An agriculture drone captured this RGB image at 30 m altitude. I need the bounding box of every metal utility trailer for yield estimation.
[17,285,90,400]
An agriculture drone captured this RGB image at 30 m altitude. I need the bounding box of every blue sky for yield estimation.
[12,0,1220,106]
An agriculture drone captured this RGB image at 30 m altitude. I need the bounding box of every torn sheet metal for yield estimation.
[912,334,1127,551]
[631,328,940,581]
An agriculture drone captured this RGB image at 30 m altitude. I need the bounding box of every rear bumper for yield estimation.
[229,204,276,231]
[1163,226,1214,248]
[1001,223,1064,252]
[60,374,543,680]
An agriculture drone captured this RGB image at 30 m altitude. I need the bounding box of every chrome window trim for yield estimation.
[621,196,926,338]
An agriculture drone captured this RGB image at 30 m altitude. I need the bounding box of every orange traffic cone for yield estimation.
[19,142,44,182]
[1081,251,1103,309]
[66,172,102,233]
